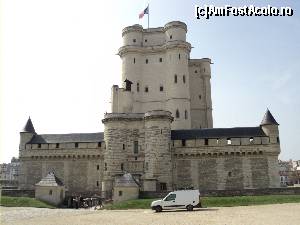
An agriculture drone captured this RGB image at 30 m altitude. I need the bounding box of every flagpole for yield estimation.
[148,4,149,29]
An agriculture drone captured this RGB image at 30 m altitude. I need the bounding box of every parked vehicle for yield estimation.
[151,189,202,212]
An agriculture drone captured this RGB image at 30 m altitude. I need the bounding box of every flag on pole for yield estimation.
[139,6,149,19]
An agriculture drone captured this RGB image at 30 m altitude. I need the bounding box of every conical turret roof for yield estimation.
[21,117,36,133]
[260,109,279,126]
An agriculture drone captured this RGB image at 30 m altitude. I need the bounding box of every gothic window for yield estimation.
[137,82,139,92]
[145,86,149,92]
[184,110,188,119]
[159,57,162,62]
[183,75,186,83]
[160,85,163,92]
[145,59,148,64]
[174,74,177,83]
[176,109,180,118]
[134,141,138,154]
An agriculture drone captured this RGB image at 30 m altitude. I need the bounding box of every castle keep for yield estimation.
[18,21,281,197]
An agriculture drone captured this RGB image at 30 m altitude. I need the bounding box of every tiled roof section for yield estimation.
[29,132,104,144]
[115,173,139,187]
[36,172,64,186]
[21,117,36,133]
[260,109,279,125]
[171,127,267,140]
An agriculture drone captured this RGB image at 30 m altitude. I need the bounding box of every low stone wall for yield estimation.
[1,189,35,198]
[140,187,300,198]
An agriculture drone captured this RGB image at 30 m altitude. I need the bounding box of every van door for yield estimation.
[163,193,176,208]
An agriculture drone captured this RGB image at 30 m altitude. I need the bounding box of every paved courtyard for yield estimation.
[1,203,300,225]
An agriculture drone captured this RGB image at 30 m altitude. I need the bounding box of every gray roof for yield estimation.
[171,127,266,140]
[21,117,36,133]
[36,172,64,186]
[260,109,279,125]
[29,132,104,144]
[115,173,139,187]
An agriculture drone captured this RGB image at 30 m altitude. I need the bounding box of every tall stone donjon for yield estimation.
[143,110,173,191]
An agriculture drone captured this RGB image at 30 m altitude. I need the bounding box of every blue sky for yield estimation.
[0,0,299,162]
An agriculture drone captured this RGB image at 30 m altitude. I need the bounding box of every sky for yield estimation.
[0,0,299,163]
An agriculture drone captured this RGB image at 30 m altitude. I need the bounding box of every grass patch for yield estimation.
[104,195,300,210]
[0,196,55,208]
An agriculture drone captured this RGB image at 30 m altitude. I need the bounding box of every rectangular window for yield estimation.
[205,139,208,145]
[159,57,162,62]
[75,143,79,148]
[133,58,135,64]
[38,144,41,148]
[160,183,167,191]
[133,39,136,43]
[97,165,99,170]
[121,163,124,171]
[134,141,138,154]
[119,191,123,196]
[98,142,101,147]
[96,181,99,186]
[56,143,59,148]
[123,144,125,150]
[145,86,148,92]
[145,59,148,64]
[160,86,163,92]
[182,139,186,147]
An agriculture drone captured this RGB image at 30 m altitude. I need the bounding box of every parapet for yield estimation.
[164,21,187,33]
[144,110,173,121]
[122,24,143,37]
[102,113,144,123]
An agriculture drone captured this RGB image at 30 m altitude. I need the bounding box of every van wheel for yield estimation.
[155,206,162,212]
[186,205,193,211]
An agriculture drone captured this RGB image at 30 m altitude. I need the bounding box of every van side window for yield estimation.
[164,193,176,201]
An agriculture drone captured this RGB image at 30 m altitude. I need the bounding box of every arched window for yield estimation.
[184,110,188,119]
[174,74,177,83]
[137,82,139,92]
[183,75,186,83]
[176,109,180,118]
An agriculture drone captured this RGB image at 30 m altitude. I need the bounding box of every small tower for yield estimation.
[260,109,280,144]
[19,117,36,151]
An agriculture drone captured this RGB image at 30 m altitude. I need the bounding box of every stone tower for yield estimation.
[143,110,173,191]
[112,21,213,130]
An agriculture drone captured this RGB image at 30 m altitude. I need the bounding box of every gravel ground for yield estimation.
[1,203,300,225]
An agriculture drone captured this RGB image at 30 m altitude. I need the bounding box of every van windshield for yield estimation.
[164,193,176,201]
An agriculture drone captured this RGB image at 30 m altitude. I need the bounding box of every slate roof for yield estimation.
[21,117,36,133]
[260,109,279,125]
[171,127,267,140]
[36,172,64,187]
[115,173,139,187]
[29,132,104,144]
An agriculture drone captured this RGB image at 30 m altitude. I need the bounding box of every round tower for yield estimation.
[20,117,36,151]
[260,109,280,144]
[200,58,213,128]
[164,21,191,129]
[143,110,173,191]
[119,24,143,92]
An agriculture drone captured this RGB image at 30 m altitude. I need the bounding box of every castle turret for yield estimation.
[164,21,192,129]
[260,109,280,144]
[143,110,173,191]
[19,117,36,151]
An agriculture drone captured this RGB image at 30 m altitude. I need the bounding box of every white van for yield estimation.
[151,190,202,212]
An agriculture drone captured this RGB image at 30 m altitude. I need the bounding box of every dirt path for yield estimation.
[1,203,300,225]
